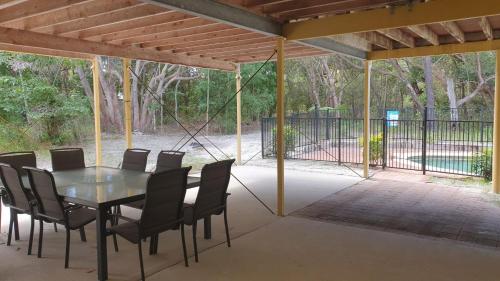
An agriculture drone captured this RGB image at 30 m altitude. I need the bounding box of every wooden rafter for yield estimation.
[332,34,372,52]
[408,25,439,46]
[2,0,137,30]
[45,3,165,36]
[440,21,464,43]
[357,32,393,50]
[0,26,236,70]
[148,28,249,50]
[0,42,92,60]
[0,0,94,24]
[172,37,275,54]
[378,29,415,48]
[82,11,187,40]
[0,0,29,10]
[480,17,493,40]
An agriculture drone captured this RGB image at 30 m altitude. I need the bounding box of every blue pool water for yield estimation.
[407,155,472,173]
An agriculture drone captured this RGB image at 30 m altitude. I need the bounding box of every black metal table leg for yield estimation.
[204,216,211,239]
[96,207,108,281]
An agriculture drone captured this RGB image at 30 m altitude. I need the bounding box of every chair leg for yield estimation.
[65,227,71,268]
[37,220,44,258]
[138,241,145,281]
[223,207,231,248]
[7,211,14,246]
[28,216,35,255]
[53,223,58,232]
[192,221,198,263]
[181,224,189,267]
[13,211,20,241]
[79,227,87,242]
[112,233,119,252]
[149,235,157,255]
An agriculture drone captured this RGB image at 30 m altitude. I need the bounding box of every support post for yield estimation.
[123,58,132,149]
[493,50,500,193]
[422,107,428,175]
[363,60,371,178]
[92,57,102,166]
[276,37,286,216]
[236,64,242,165]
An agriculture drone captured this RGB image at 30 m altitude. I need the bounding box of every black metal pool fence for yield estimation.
[261,107,493,178]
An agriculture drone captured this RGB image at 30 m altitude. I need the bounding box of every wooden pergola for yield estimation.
[3,0,500,261]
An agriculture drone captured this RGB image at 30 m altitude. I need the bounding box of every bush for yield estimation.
[272,125,297,157]
[360,133,384,163]
[471,148,492,180]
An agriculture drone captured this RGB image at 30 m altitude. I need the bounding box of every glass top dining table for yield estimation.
[5,166,202,281]
[21,166,201,208]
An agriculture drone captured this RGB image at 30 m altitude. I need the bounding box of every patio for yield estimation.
[3,167,500,281]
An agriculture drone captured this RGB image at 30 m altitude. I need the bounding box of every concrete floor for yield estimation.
[3,166,500,281]
[0,166,360,281]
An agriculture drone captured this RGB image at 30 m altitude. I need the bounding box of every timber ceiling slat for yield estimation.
[81,11,187,41]
[172,37,276,54]
[142,26,247,49]
[0,0,94,24]
[154,31,265,51]
[40,3,165,36]
[117,18,222,45]
[2,0,137,30]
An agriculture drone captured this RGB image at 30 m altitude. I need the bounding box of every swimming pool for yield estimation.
[407,155,473,173]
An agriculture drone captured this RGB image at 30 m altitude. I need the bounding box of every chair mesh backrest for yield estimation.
[121,148,150,171]
[155,150,185,172]
[50,148,85,171]
[0,163,31,211]
[194,159,235,218]
[0,151,36,176]
[140,167,191,237]
[25,167,65,222]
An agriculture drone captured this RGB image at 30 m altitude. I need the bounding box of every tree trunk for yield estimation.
[423,56,435,121]
[446,77,459,121]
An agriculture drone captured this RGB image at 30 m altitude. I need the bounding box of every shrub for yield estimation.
[360,133,384,163]
[471,148,492,180]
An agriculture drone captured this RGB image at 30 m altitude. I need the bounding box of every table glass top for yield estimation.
[14,166,199,207]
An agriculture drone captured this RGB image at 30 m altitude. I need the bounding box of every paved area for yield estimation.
[293,176,500,248]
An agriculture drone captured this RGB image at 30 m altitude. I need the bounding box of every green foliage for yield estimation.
[360,133,384,162]
[272,125,297,157]
[471,148,492,180]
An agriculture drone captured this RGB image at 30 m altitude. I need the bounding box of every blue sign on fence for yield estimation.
[386,110,399,127]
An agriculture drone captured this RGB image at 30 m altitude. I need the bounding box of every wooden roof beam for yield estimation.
[357,32,393,50]
[0,26,236,70]
[3,0,137,30]
[283,0,500,40]
[331,34,372,52]
[408,25,439,46]
[378,29,415,48]
[0,0,29,10]
[440,21,465,43]
[480,17,493,40]
[141,0,367,59]
[0,0,94,24]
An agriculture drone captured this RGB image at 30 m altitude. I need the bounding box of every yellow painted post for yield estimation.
[363,60,372,178]
[236,64,242,165]
[493,51,500,193]
[92,57,102,166]
[276,37,286,216]
[123,58,132,149]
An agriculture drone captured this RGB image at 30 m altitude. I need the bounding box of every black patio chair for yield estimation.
[155,150,185,173]
[183,159,235,262]
[50,148,85,171]
[110,167,192,281]
[0,163,37,255]
[121,148,151,171]
[24,167,96,268]
[126,150,186,210]
[0,151,55,237]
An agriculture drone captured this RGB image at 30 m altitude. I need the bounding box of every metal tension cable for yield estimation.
[128,51,277,214]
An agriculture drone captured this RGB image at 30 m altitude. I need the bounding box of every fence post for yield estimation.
[261,118,265,159]
[337,117,342,165]
[314,105,319,144]
[382,117,387,169]
[422,107,428,175]
[326,109,331,140]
